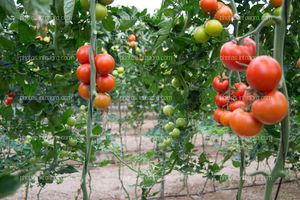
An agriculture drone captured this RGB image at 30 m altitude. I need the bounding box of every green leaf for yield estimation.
[0,174,22,198]
[232,160,241,168]
[92,125,102,135]
[64,0,75,26]
[198,153,208,164]
[0,36,14,50]
[102,15,116,31]
[57,165,78,174]
[0,0,20,19]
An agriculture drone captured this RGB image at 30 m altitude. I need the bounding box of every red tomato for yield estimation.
[270,0,282,7]
[7,92,14,98]
[199,0,218,13]
[231,82,248,100]
[128,34,136,42]
[76,64,91,84]
[220,37,256,71]
[212,76,229,93]
[215,5,233,24]
[96,74,115,93]
[76,45,90,64]
[215,93,229,108]
[214,109,224,123]
[220,110,232,127]
[297,58,300,68]
[78,83,90,100]
[251,90,288,125]
[95,54,115,75]
[229,100,246,111]
[4,97,13,106]
[230,109,263,137]
[93,93,112,110]
[246,56,282,92]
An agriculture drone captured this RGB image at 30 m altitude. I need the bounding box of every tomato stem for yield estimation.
[236,137,245,200]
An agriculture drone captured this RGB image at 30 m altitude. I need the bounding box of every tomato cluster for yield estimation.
[128,34,137,48]
[214,43,289,137]
[159,105,188,150]
[76,44,116,110]
[4,92,14,106]
[194,0,233,43]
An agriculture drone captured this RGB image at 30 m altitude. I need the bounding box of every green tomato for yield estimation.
[68,138,78,147]
[80,0,89,10]
[204,20,223,37]
[163,105,175,117]
[171,78,181,88]
[25,135,32,140]
[262,13,274,26]
[95,3,107,21]
[274,5,293,17]
[169,128,180,138]
[42,141,49,147]
[164,122,175,132]
[112,70,119,76]
[80,105,86,111]
[194,26,209,43]
[100,0,114,5]
[67,117,76,127]
[43,36,50,43]
[176,118,187,127]
[135,47,142,54]
[117,67,125,73]
[118,73,124,79]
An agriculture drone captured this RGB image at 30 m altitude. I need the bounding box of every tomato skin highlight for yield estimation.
[214,109,224,123]
[215,93,229,108]
[215,5,233,24]
[246,56,282,92]
[78,83,90,100]
[212,76,229,93]
[76,45,90,64]
[228,100,246,111]
[230,109,263,137]
[4,97,13,106]
[93,93,112,110]
[76,64,91,84]
[95,54,115,75]
[220,110,232,127]
[220,37,256,71]
[199,0,218,13]
[251,90,288,125]
[96,74,115,93]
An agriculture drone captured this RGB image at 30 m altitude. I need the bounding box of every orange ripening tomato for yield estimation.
[230,109,263,137]
[246,56,282,92]
[128,34,136,42]
[96,74,115,93]
[129,41,136,48]
[214,108,224,123]
[251,90,288,125]
[215,6,233,24]
[220,110,232,127]
[270,0,282,8]
[95,54,115,75]
[93,93,112,110]
[199,0,218,13]
[76,64,91,84]
[76,45,90,64]
[78,83,90,100]
[229,100,246,111]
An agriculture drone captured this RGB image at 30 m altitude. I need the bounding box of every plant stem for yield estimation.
[263,0,291,199]
[80,1,97,199]
[236,137,245,200]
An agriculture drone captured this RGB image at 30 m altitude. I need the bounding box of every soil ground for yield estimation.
[4,110,300,200]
